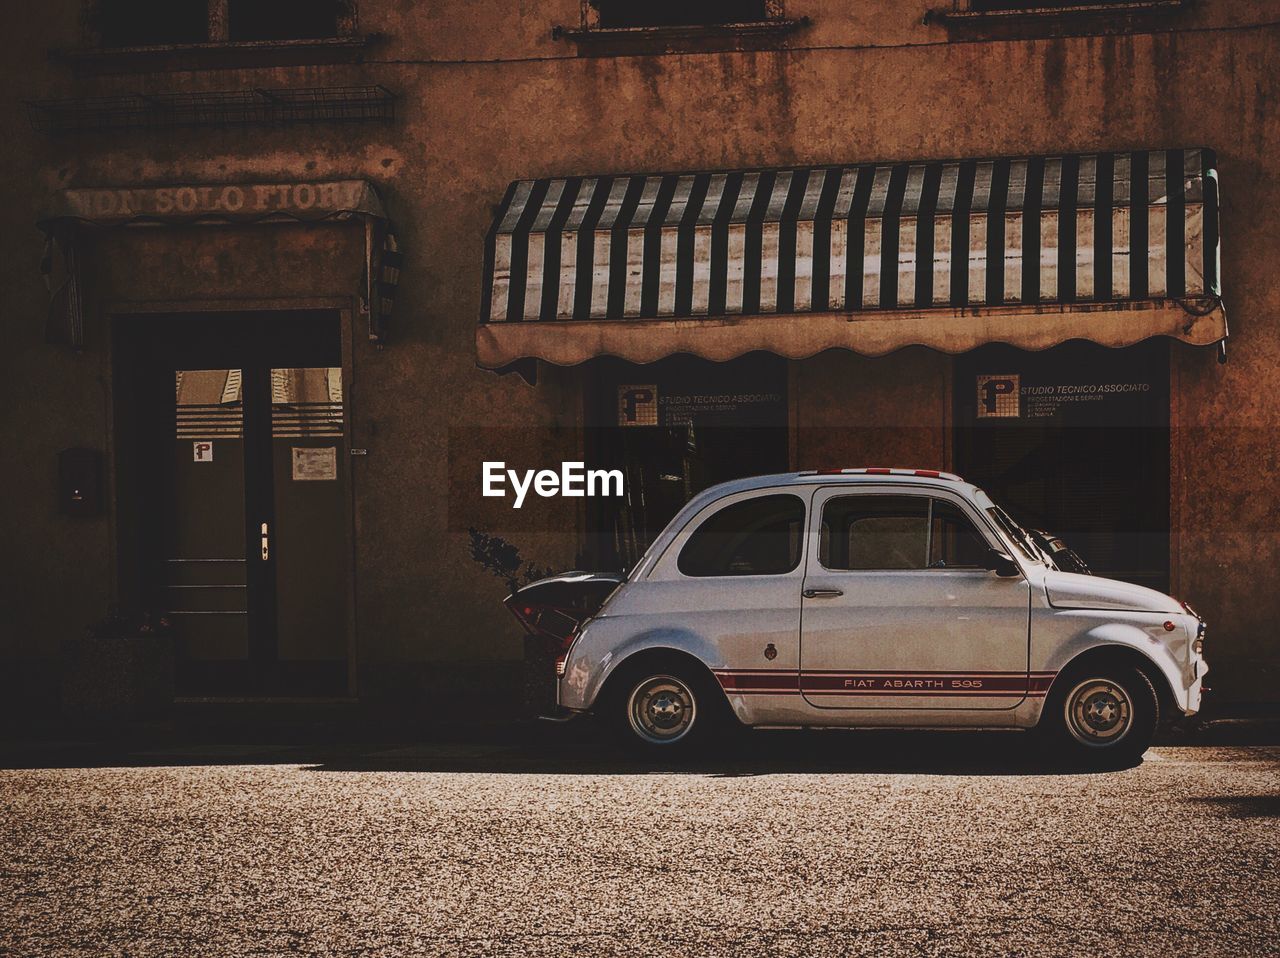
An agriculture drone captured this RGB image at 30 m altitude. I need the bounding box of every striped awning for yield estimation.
[478,148,1225,367]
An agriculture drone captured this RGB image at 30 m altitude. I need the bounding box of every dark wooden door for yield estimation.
[123,312,349,696]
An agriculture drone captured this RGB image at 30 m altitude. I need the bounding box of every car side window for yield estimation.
[928,499,991,568]
[678,494,805,577]
[821,496,929,570]
[820,495,990,571]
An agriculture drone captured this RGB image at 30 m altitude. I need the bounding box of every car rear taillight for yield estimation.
[508,599,582,675]
[554,625,586,677]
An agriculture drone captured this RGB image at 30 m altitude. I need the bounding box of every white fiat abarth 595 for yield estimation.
[526,469,1207,763]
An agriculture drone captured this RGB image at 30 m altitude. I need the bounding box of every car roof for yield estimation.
[688,469,985,502]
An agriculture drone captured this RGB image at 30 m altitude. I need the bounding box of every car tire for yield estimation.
[608,664,726,755]
[1042,666,1159,767]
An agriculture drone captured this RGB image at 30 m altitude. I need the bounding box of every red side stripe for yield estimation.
[714,669,1058,697]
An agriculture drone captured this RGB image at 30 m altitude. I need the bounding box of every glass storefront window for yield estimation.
[586,353,789,571]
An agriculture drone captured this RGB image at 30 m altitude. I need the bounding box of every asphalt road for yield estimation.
[2,734,1278,957]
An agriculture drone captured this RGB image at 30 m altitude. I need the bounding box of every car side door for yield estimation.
[799,486,1032,711]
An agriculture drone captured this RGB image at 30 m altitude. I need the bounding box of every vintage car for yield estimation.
[507,469,1207,763]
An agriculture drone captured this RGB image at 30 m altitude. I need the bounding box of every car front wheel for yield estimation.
[1044,666,1159,766]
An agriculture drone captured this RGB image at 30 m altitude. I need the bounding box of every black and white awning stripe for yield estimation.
[482,149,1219,325]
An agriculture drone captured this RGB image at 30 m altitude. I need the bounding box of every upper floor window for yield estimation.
[559,0,802,50]
[92,0,352,48]
[930,0,1187,40]
[228,0,342,41]
[97,0,207,47]
[967,0,1150,9]
[594,0,768,29]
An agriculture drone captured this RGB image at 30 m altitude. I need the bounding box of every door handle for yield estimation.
[803,588,843,598]
[260,522,269,561]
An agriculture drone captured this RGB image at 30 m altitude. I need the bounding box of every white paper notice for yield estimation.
[291,446,338,481]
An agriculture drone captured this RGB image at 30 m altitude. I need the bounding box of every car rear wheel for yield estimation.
[1044,666,1159,766]
[611,665,726,754]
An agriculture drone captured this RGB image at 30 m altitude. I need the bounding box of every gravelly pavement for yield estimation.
[1,735,1278,957]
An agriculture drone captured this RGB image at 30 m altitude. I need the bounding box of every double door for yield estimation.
[127,313,351,697]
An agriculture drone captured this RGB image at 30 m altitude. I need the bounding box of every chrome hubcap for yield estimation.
[1065,679,1133,746]
[628,675,696,745]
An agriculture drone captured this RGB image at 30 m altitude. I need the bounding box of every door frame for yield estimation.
[107,297,360,700]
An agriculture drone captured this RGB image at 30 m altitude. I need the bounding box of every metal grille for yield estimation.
[26,86,396,135]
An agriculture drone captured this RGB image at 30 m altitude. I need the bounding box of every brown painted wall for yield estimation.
[2,1,1278,710]
[793,349,951,476]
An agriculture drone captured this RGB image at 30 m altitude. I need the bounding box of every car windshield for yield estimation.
[984,503,1048,565]
[1030,529,1092,575]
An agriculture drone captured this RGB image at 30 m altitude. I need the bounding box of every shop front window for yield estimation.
[585,353,788,571]
[954,340,1171,592]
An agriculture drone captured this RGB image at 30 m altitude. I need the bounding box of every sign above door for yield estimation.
[36,180,402,348]
[43,180,387,225]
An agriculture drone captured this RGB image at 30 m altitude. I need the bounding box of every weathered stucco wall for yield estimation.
[2,1,1278,708]
[1171,136,1280,701]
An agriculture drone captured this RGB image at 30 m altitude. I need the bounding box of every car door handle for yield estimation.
[803,588,844,598]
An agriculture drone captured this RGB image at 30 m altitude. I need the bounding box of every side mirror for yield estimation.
[984,549,1020,578]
